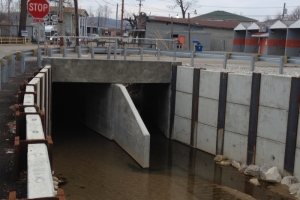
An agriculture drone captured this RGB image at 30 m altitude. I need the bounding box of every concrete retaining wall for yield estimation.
[85,84,150,168]
[172,66,300,181]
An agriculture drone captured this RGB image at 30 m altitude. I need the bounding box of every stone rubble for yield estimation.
[249,178,260,186]
[217,159,232,166]
[289,183,300,195]
[244,165,260,178]
[264,167,282,183]
[281,176,298,187]
[231,160,241,169]
[214,155,228,162]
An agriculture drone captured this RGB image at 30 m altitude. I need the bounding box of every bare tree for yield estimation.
[288,6,300,20]
[96,4,111,27]
[167,0,198,18]
[74,0,79,46]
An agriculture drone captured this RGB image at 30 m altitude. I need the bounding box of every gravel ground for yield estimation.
[0,60,37,199]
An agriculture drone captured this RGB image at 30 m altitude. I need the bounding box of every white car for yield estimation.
[87,34,100,42]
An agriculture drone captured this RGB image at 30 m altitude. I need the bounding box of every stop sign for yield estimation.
[27,0,50,19]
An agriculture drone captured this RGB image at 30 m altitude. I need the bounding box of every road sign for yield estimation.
[21,30,28,37]
[33,18,45,23]
[27,0,50,19]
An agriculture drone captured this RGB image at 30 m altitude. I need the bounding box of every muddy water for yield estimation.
[51,116,295,200]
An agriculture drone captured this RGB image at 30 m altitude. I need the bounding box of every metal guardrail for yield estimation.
[1,46,300,91]
[0,37,31,44]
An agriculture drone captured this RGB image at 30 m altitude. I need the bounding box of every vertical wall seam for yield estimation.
[190,68,201,148]
[216,72,228,155]
[169,64,178,139]
[247,73,261,165]
[284,77,300,176]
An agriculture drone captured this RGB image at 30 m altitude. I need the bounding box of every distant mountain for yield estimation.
[86,17,129,30]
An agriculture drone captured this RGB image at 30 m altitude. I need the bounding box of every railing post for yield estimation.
[140,48,143,61]
[223,53,228,69]
[157,48,160,61]
[279,56,284,74]
[48,48,52,57]
[173,48,177,61]
[10,54,16,77]
[63,47,66,57]
[107,47,111,60]
[250,55,255,72]
[114,38,117,60]
[91,46,94,59]
[124,47,127,60]
[191,51,194,67]
[1,58,8,83]
[20,52,26,74]
[78,46,81,58]
[37,48,41,68]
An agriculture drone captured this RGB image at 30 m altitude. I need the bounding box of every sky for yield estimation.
[77,0,299,22]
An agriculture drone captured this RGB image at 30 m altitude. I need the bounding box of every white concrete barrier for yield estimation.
[197,70,220,155]
[28,78,41,109]
[173,67,194,145]
[23,94,34,106]
[26,114,45,140]
[27,143,55,199]
[24,107,37,113]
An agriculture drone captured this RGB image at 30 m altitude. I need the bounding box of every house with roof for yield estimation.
[193,10,257,22]
[145,15,240,51]
[233,19,300,56]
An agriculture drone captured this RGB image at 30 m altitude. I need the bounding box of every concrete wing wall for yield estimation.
[85,83,150,168]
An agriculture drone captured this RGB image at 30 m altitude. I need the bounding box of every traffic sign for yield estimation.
[27,0,50,19]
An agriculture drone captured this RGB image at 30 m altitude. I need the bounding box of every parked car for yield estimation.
[87,34,100,42]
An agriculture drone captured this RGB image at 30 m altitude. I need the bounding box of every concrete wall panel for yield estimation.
[175,91,192,119]
[257,106,288,143]
[199,71,220,100]
[225,103,250,136]
[297,114,300,149]
[198,97,219,127]
[223,131,248,163]
[255,137,285,174]
[260,75,291,110]
[173,115,191,145]
[197,123,217,155]
[227,73,251,105]
[294,148,300,182]
[176,66,194,94]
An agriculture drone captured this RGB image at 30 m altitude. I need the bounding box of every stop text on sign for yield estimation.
[28,3,49,12]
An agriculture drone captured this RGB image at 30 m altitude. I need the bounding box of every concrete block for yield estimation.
[26,86,35,92]
[294,148,300,183]
[199,70,220,100]
[28,78,40,108]
[198,97,218,127]
[27,144,55,199]
[26,115,45,140]
[176,66,194,94]
[175,91,192,119]
[173,115,191,145]
[255,137,285,174]
[227,73,251,105]
[24,107,37,113]
[223,131,248,163]
[257,106,288,143]
[23,94,34,106]
[225,103,250,136]
[197,123,217,155]
[260,74,291,110]
[297,115,300,149]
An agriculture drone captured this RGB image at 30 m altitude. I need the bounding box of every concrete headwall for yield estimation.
[85,84,150,168]
[172,66,300,180]
[50,58,173,83]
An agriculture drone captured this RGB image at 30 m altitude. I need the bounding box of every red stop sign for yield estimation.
[27,0,50,19]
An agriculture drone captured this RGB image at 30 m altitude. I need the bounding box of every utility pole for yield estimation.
[116,4,118,36]
[120,0,124,37]
[188,13,190,51]
[58,0,64,46]
[136,0,144,14]
[282,3,286,19]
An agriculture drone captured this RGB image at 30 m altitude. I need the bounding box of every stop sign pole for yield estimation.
[27,0,50,62]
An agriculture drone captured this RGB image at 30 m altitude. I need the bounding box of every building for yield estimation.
[194,10,257,22]
[145,16,239,51]
[233,19,300,56]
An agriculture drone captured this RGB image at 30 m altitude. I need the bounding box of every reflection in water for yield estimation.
[52,118,292,200]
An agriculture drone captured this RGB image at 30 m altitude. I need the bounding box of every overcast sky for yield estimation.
[78,0,299,21]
